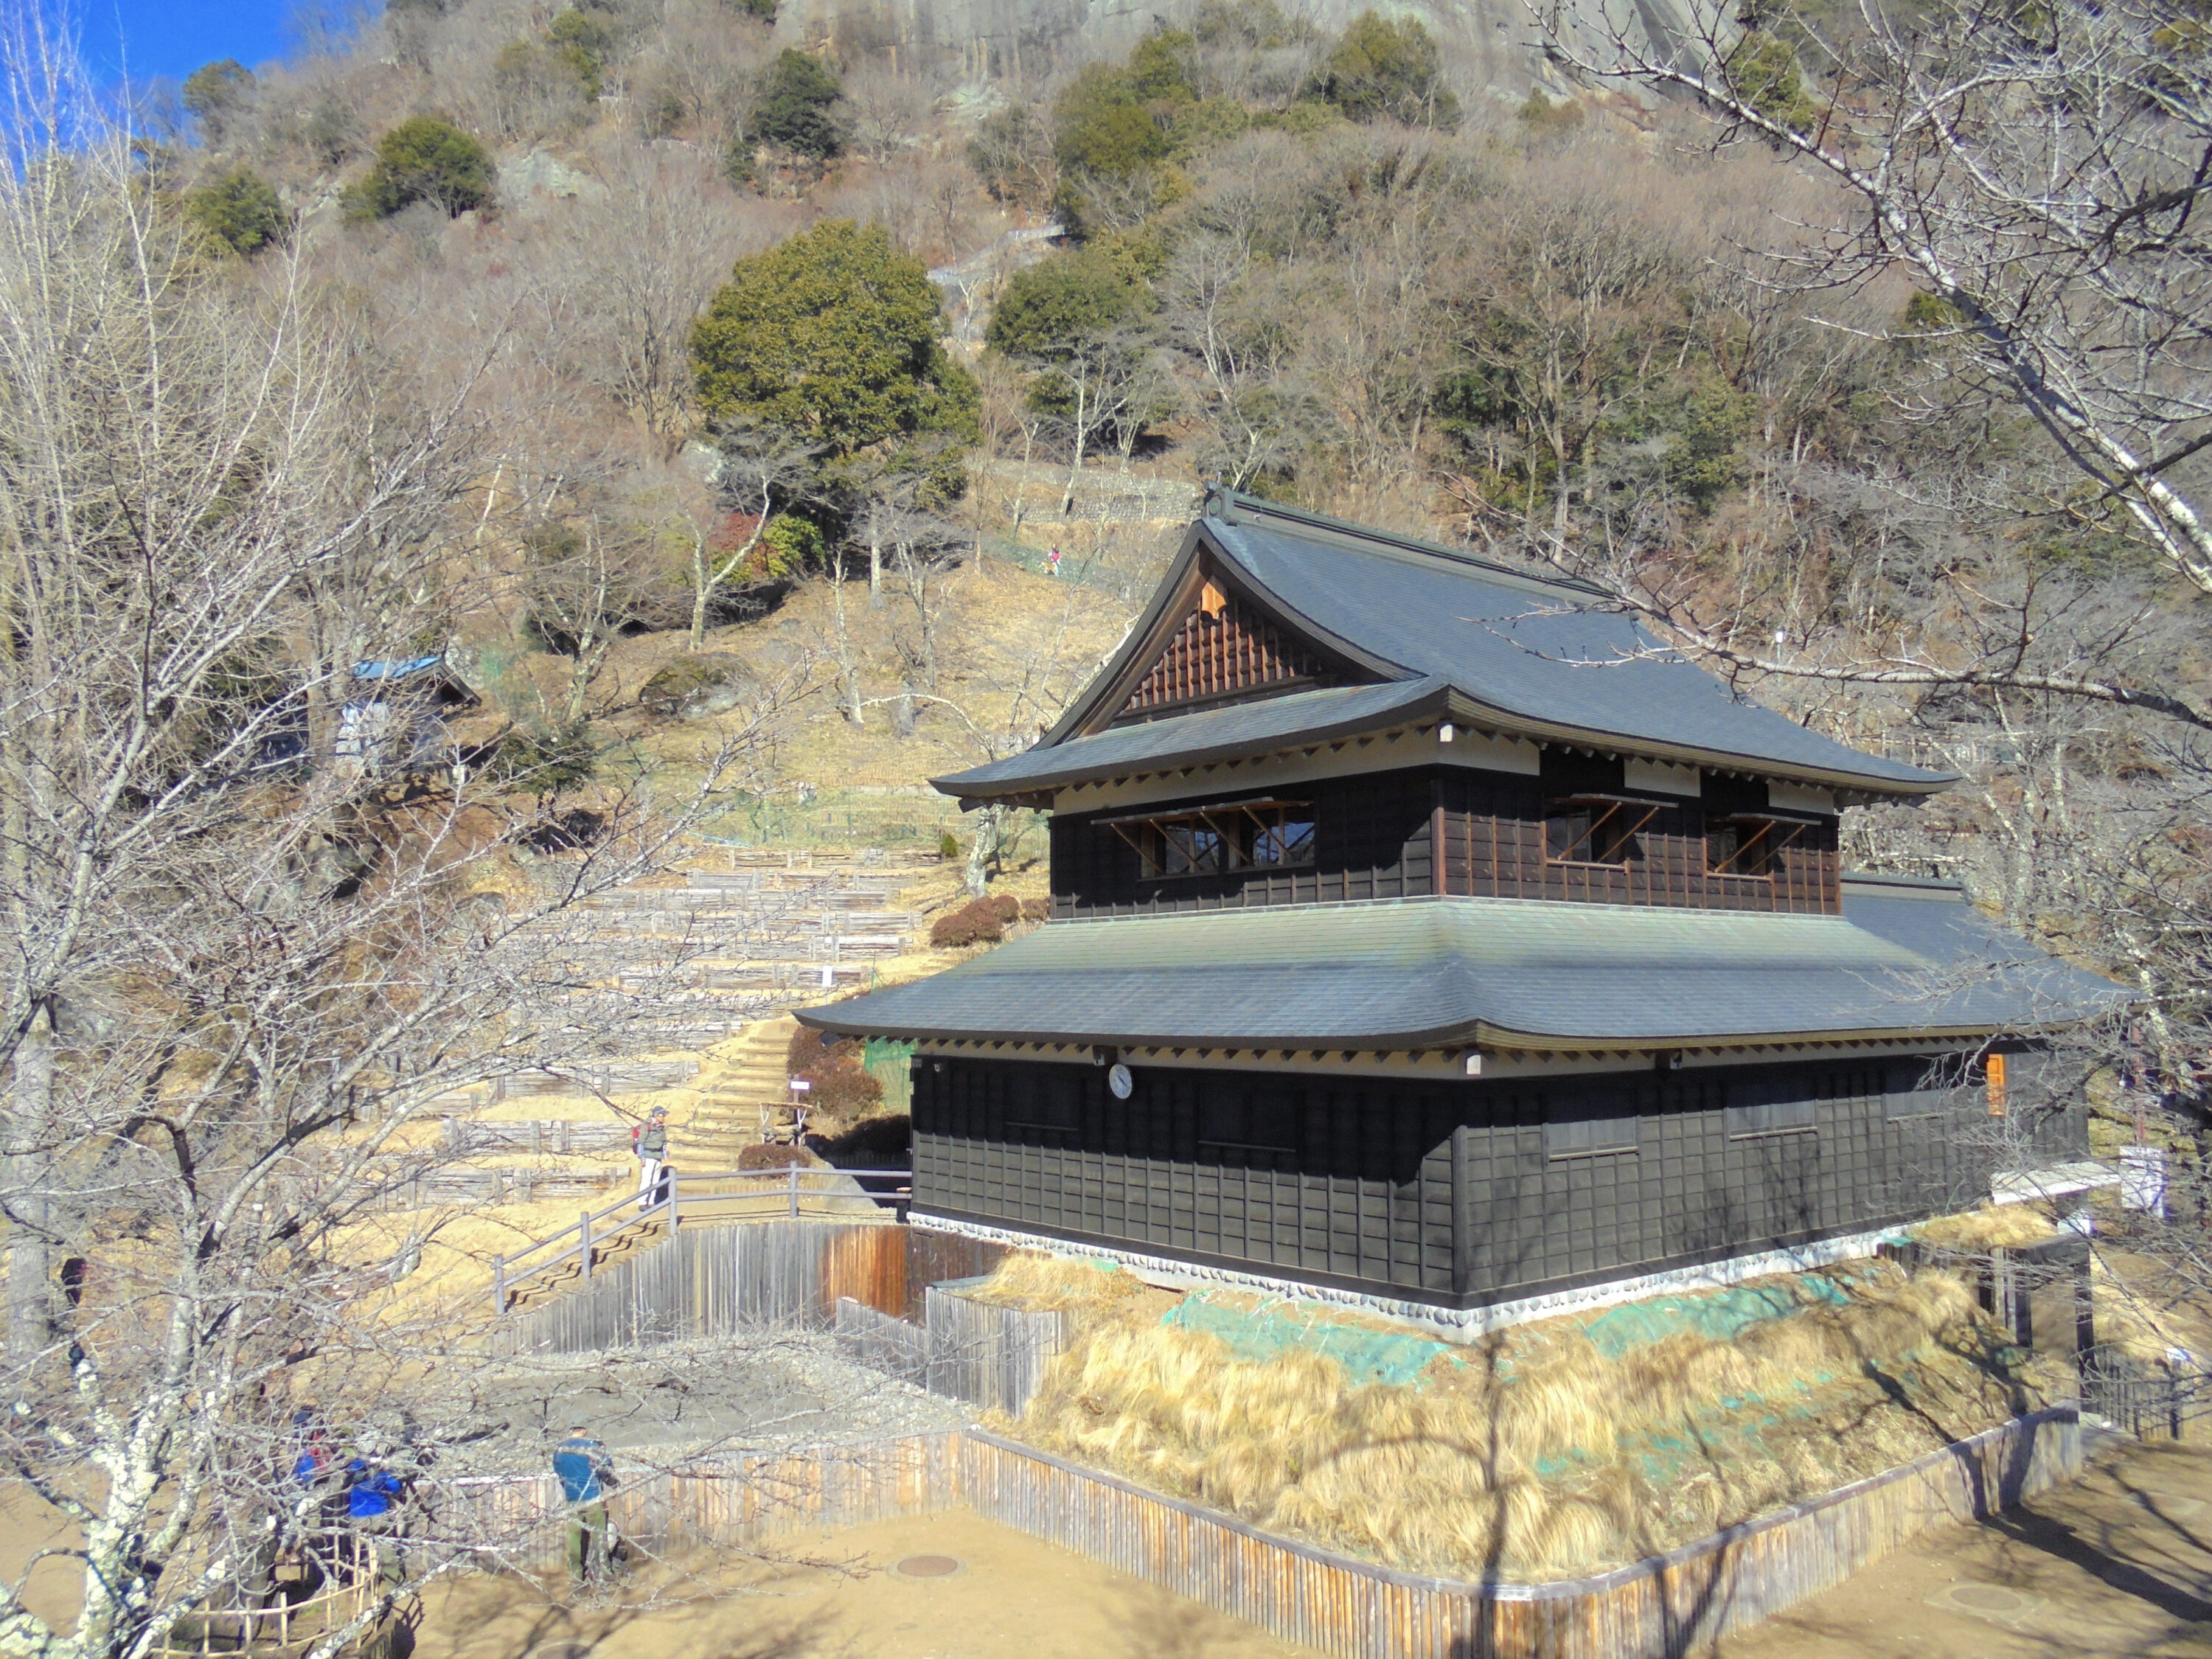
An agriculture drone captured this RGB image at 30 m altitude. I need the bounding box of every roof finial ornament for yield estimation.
[1203,473,1237,526]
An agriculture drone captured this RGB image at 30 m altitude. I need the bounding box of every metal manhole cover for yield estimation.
[894,1554,964,1579]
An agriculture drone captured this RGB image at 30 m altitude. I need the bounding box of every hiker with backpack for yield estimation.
[632,1107,671,1213]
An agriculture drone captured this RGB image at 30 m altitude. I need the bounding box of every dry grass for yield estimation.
[984,1254,2059,1582]
[1909,1204,2062,1250]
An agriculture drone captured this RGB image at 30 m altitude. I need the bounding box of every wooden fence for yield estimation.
[922,1283,1068,1413]
[456,1432,965,1574]
[443,1119,636,1157]
[452,1409,2079,1658]
[501,1220,1009,1352]
[959,1409,2079,1658]
[833,1287,1068,1413]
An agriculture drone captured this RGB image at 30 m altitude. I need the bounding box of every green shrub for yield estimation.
[937,830,960,860]
[754,49,845,159]
[344,116,497,222]
[1725,31,1819,137]
[546,9,610,98]
[497,723,596,792]
[187,167,288,256]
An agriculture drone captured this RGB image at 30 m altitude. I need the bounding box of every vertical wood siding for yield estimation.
[1119,587,1327,716]
[1050,766,1840,921]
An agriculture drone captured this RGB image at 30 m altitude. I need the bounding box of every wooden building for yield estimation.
[801,493,2123,1327]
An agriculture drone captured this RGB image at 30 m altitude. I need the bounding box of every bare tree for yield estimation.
[1535,0,2212,591]
[519,509,684,725]
[687,422,812,647]
[559,145,783,453]
[0,32,773,1659]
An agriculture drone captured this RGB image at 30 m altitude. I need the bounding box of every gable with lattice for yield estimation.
[1119,579,1327,717]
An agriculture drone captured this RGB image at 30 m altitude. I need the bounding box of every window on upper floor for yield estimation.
[1705,813,1812,877]
[1543,795,1660,866]
[1104,799,1317,880]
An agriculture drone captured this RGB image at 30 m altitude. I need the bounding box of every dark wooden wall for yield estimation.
[1050,769,1434,918]
[1050,764,1840,920]
[910,1053,2085,1310]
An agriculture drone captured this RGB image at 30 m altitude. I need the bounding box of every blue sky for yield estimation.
[74,1,295,88]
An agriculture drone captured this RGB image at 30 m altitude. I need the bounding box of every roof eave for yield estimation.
[794,1005,2090,1050]
[1434,692,1955,801]
[928,680,1454,802]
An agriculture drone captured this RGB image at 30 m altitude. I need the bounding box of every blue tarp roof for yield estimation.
[354,656,445,681]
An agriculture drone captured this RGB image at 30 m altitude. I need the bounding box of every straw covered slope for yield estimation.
[981,1253,2064,1582]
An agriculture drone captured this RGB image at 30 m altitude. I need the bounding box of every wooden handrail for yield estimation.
[492,1167,911,1313]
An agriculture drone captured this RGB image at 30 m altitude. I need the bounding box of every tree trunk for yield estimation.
[830,552,864,726]
[963,804,1004,898]
[1062,380,1089,518]
[869,526,883,609]
[689,532,712,651]
[8,1003,52,1362]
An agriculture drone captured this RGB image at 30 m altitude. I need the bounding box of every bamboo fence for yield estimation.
[457,1408,2079,1658]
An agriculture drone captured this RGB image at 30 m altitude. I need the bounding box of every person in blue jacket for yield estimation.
[553,1420,616,1586]
[343,1440,407,1586]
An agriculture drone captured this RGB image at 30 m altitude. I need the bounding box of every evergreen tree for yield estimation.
[187,167,288,256]
[987,250,1144,363]
[181,59,255,143]
[1311,13,1459,128]
[691,219,976,457]
[754,49,845,159]
[342,116,497,220]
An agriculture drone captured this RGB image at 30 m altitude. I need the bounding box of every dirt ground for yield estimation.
[411,1507,1306,1659]
[406,1437,2209,1659]
[1721,1435,2212,1658]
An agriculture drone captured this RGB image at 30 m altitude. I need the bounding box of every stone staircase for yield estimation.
[557,854,935,1043]
[681,1013,803,1164]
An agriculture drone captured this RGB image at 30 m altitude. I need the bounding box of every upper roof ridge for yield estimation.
[1201,484,1607,602]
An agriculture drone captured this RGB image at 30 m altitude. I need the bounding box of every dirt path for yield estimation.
[1719,1436,2211,1658]
[411,1507,1305,1659]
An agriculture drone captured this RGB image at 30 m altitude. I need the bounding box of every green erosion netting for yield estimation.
[1161,1262,1892,1392]
[1163,1293,1455,1387]
[861,1037,919,1112]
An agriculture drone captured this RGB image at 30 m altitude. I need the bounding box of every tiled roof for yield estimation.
[801,878,2123,1049]
[937,497,1947,800]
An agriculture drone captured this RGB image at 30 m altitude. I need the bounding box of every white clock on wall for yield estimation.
[1107,1062,1133,1100]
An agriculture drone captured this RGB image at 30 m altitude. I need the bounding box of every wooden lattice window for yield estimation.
[1543,796,1660,866]
[1706,814,1811,877]
[1121,580,1324,715]
[1103,799,1317,880]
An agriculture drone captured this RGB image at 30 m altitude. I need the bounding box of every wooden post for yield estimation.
[493,1254,506,1315]
[580,1211,592,1281]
